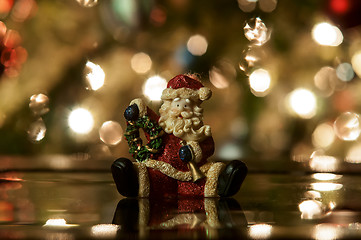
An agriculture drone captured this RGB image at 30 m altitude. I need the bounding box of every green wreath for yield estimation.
[125,116,164,162]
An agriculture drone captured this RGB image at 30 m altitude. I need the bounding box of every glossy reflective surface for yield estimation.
[1,157,361,239]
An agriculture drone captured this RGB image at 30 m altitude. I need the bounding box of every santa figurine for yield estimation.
[111,74,247,198]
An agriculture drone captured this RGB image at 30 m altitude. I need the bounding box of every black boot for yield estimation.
[217,160,247,197]
[111,158,139,197]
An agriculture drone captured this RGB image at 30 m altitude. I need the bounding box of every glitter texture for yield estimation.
[159,213,201,228]
[204,162,225,197]
[205,198,221,228]
[130,98,148,118]
[134,163,150,197]
[145,160,214,181]
[136,160,225,197]
[188,140,202,163]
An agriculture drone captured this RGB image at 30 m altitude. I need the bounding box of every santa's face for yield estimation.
[158,98,212,141]
[169,98,194,119]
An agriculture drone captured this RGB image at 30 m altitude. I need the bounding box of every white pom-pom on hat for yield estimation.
[198,87,212,101]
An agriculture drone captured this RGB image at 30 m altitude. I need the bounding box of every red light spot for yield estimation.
[3,30,21,48]
[0,21,6,39]
[1,48,16,67]
[0,0,14,14]
[150,6,167,27]
[330,0,350,14]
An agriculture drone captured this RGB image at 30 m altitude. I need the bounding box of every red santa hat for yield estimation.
[161,74,212,102]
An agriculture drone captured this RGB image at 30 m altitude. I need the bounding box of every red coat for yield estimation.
[146,107,215,197]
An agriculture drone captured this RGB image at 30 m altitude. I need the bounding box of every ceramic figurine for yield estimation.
[111,74,247,198]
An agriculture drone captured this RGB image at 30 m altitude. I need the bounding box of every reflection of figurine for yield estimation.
[112,197,247,238]
[112,74,247,198]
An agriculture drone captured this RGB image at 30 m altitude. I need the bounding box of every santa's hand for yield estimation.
[179,145,193,163]
[124,104,139,121]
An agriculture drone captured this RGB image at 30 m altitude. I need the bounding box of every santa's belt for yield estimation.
[134,160,225,197]
[144,160,212,181]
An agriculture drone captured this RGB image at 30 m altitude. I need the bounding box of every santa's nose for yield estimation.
[171,107,182,115]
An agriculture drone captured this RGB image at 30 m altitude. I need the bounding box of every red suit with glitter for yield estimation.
[113,74,247,201]
[146,107,215,198]
[126,74,226,198]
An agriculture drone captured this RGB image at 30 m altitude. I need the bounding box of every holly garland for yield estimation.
[125,116,163,162]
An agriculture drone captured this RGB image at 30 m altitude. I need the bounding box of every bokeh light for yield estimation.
[84,61,105,91]
[312,123,335,148]
[336,62,354,82]
[3,29,21,48]
[186,34,208,56]
[99,121,123,146]
[249,224,272,239]
[150,6,167,26]
[11,0,37,22]
[287,88,317,119]
[130,52,152,74]
[259,0,278,12]
[209,66,230,89]
[312,22,343,46]
[244,17,270,46]
[299,200,324,219]
[239,47,266,75]
[43,218,78,228]
[313,224,341,240]
[249,68,271,96]
[0,0,13,15]
[314,66,337,97]
[333,112,361,141]
[218,142,243,160]
[142,75,167,100]
[330,0,350,14]
[237,0,256,12]
[91,224,120,238]
[29,93,49,116]
[0,21,6,36]
[76,0,98,8]
[239,49,256,74]
[346,143,361,163]
[311,182,343,191]
[304,190,322,199]
[351,50,361,78]
[43,218,67,227]
[312,173,342,181]
[27,118,46,142]
[309,154,338,172]
[0,25,27,78]
[68,108,94,134]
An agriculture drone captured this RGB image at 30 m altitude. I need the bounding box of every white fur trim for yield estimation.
[187,141,202,163]
[161,87,212,102]
[130,98,147,117]
[134,162,150,197]
[198,87,212,101]
[136,160,225,197]
[144,160,214,181]
[204,162,226,197]
[161,88,200,102]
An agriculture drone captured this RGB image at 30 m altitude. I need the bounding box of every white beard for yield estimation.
[159,110,212,141]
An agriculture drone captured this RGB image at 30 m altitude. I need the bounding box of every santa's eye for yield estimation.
[177,104,179,107]
[184,105,187,108]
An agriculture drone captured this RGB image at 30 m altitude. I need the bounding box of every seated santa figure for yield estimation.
[111,74,247,198]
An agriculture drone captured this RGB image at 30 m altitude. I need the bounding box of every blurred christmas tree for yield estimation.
[0,0,361,170]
